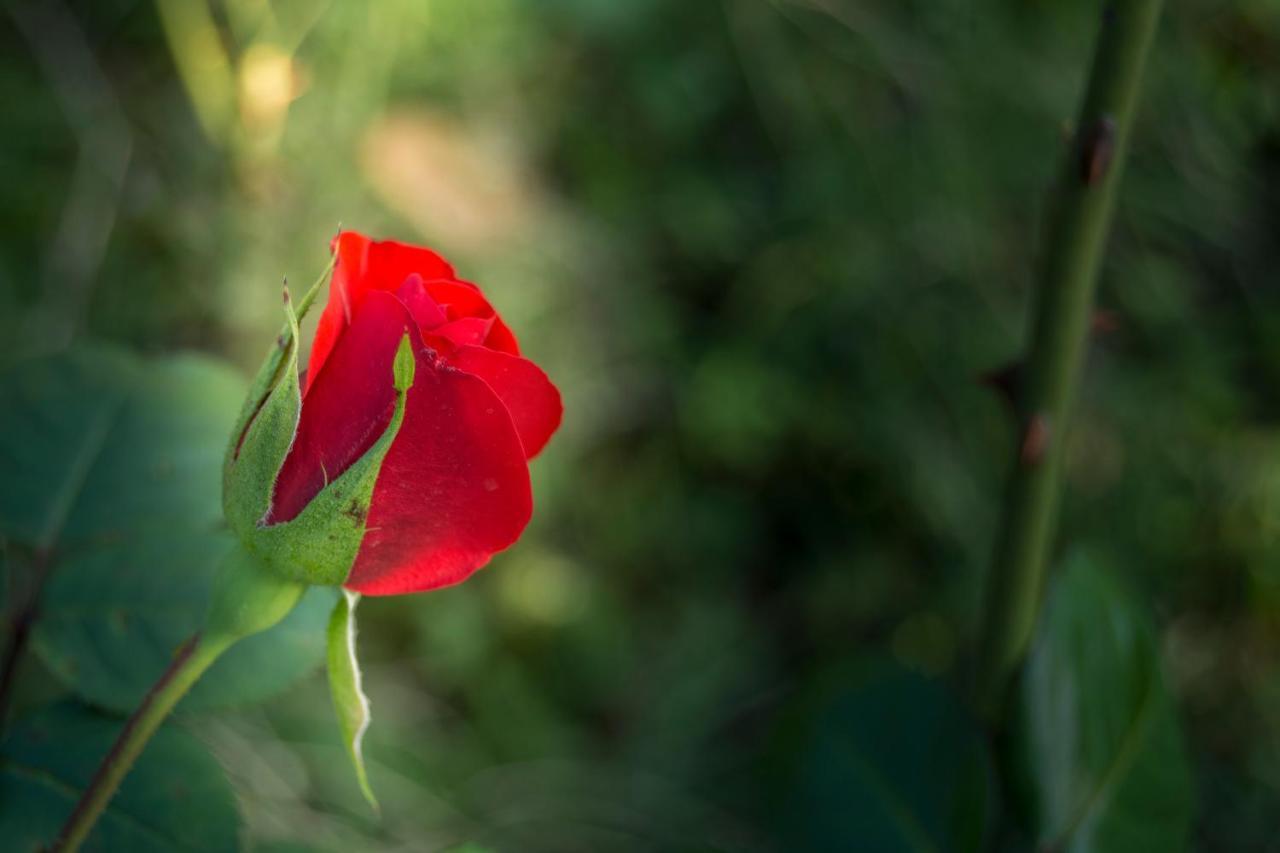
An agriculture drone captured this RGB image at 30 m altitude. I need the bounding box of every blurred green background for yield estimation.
[1,0,1278,850]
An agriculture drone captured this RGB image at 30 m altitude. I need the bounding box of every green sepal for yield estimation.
[222,260,330,536]
[242,334,415,586]
[327,588,378,812]
[204,545,306,647]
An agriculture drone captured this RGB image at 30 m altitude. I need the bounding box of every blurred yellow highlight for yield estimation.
[360,110,535,250]
[238,43,304,132]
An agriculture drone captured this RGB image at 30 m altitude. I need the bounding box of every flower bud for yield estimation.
[221,232,562,595]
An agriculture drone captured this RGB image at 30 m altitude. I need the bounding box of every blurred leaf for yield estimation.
[1013,555,1194,852]
[327,589,377,811]
[0,346,135,547]
[1,346,332,711]
[0,703,239,852]
[32,529,335,712]
[0,347,238,547]
[778,661,992,853]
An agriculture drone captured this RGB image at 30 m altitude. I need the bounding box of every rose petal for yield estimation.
[484,317,520,355]
[396,274,449,330]
[306,232,455,394]
[433,317,493,349]
[269,291,410,523]
[424,280,494,320]
[449,346,563,458]
[272,290,532,595]
[347,348,532,597]
[423,280,521,355]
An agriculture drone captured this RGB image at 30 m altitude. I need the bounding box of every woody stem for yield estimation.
[973,0,1163,721]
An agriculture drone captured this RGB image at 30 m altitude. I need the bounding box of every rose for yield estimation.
[218,230,564,806]
[51,233,564,844]
[224,231,562,596]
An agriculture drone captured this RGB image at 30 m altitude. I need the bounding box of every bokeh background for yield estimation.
[2,0,1279,850]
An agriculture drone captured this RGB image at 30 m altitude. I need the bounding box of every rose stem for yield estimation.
[50,632,235,853]
[972,0,1163,721]
[52,546,303,852]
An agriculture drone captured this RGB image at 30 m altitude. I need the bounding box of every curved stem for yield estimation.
[50,546,304,852]
[973,0,1164,720]
[50,633,234,853]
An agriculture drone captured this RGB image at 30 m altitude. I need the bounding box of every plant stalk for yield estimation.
[50,632,234,852]
[973,0,1164,720]
[51,546,304,851]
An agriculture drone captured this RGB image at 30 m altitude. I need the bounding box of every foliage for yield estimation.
[0,347,331,846]
[1,0,1278,850]
[1,703,239,852]
[1011,554,1193,851]
[774,661,993,852]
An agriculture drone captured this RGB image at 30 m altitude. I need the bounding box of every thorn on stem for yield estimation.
[1021,414,1052,465]
[1080,116,1116,185]
[1091,309,1120,335]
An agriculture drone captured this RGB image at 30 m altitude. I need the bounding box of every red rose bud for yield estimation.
[223,232,563,595]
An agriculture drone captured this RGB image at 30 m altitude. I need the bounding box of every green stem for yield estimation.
[973,0,1163,720]
[50,632,234,853]
[51,546,305,852]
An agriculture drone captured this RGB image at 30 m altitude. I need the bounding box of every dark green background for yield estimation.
[1,0,1277,850]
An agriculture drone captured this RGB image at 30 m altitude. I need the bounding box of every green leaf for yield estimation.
[327,589,378,811]
[0,703,239,852]
[1013,554,1194,852]
[31,527,334,712]
[777,660,992,852]
[0,347,239,545]
[0,346,333,712]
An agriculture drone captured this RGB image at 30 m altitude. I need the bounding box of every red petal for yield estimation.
[306,232,455,394]
[485,316,520,355]
[269,291,410,523]
[425,279,495,321]
[424,279,521,355]
[433,317,493,348]
[396,274,448,330]
[449,346,563,458]
[348,349,532,597]
[273,290,533,596]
